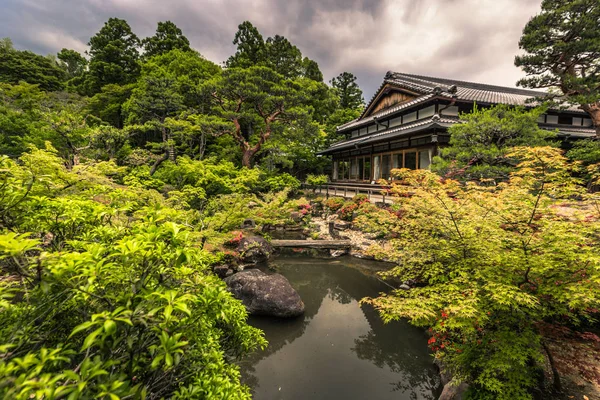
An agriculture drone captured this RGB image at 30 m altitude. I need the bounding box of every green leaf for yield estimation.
[69,321,96,338]
[104,319,117,336]
[81,327,103,351]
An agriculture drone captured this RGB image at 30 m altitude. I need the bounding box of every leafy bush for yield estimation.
[123,166,165,190]
[338,201,358,221]
[432,105,556,182]
[351,193,370,205]
[306,174,328,185]
[155,157,261,197]
[0,149,267,399]
[364,147,600,399]
[262,172,301,192]
[352,203,399,239]
[324,196,345,212]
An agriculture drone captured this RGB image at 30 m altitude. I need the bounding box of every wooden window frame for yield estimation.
[333,147,433,182]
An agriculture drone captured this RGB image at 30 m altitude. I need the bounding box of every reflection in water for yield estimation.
[239,254,441,400]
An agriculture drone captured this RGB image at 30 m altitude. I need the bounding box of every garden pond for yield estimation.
[238,253,442,400]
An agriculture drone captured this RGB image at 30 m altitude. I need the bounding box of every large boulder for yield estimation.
[236,236,273,264]
[224,269,305,318]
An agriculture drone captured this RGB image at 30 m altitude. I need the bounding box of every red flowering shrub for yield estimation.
[224,230,243,247]
[324,197,345,212]
[338,202,358,221]
[351,194,370,205]
[298,203,312,216]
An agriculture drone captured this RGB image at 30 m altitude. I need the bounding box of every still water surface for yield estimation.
[239,254,441,400]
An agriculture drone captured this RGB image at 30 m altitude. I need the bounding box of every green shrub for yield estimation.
[351,193,370,205]
[154,157,261,196]
[123,166,164,190]
[306,174,328,185]
[365,148,600,399]
[0,149,267,399]
[338,201,358,221]
[353,203,399,239]
[262,173,301,192]
[324,196,345,212]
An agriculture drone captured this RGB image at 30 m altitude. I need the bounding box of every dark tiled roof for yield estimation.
[388,72,548,105]
[322,72,596,156]
[338,71,587,133]
[319,116,458,155]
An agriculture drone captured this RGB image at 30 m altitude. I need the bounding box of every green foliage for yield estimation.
[57,48,87,79]
[324,107,362,144]
[122,166,165,190]
[83,18,141,96]
[306,174,329,185]
[86,84,135,128]
[262,173,300,192]
[122,49,221,172]
[142,21,192,59]
[0,82,45,156]
[0,148,267,399]
[567,139,600,165]
[330,72,364,110]
[324,196,345,212]
[353,202,399,239]
[302,57,323,82]
[365,147,600,399]
[264,35,304,79]
[0,39,66,91]
[124,73,184,125]
[141,49,220,109]
[226,21,323,82]
[432,105,556,181]
[155,157,260,196]
[0,82,94,162]
[338,201,358,221]
[515,0,600,136]
[226,21,266,69]
[567,139,600,185]
[203,66,309,167]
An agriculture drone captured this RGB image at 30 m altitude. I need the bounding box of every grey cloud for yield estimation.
[0,0,543,99]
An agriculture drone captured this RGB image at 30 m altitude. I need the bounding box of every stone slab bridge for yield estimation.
[270,239,351,249]
[301,183,392,204]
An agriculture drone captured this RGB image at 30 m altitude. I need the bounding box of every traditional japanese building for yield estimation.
[319,72,596,182]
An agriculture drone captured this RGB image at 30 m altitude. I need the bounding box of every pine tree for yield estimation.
[330,72,364,110]
[515,0,600,137]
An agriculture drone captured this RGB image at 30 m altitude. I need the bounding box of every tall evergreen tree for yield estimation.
[225,21,266,69]
[264,35,303,79]
[142,21,191,59]
[84,18,140,95]
[302,57,323,82]
[330,72,364,110]
[515,0,600,137]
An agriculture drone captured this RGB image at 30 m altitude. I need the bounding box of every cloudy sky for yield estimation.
[1,0,542,99]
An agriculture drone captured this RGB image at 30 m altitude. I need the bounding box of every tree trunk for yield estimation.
[241,149,254,168]
[542,341,562,393]
[150,151,169,176]
[582,103,600,139]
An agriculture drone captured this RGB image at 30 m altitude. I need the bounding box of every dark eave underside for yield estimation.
[321,117,597,156]
[318,116,458,155]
